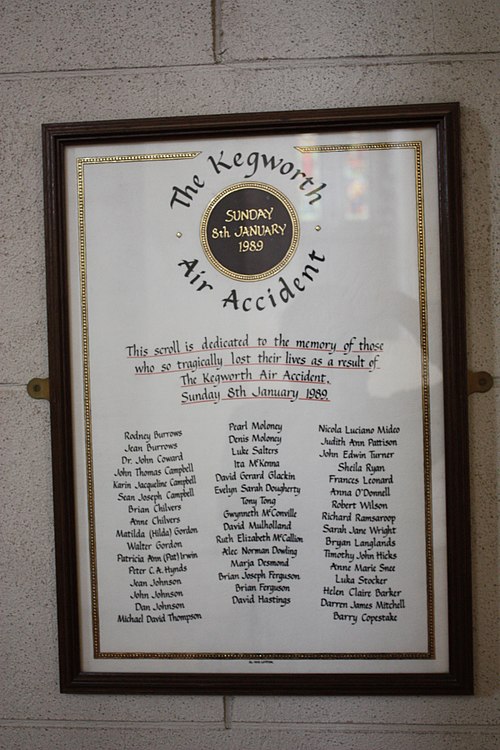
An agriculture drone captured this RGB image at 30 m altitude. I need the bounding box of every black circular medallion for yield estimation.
[200,182,300,281]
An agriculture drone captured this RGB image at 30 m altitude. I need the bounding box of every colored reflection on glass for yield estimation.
[344,151,369,221]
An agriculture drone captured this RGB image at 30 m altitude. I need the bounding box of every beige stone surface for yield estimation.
[433,0,500,53]
[220,0,436,61]
[0,723,498,750]
[0,0,213,72]
[220,0,500,62]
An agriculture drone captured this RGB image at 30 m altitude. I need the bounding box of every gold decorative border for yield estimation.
[77,151,201,166]
[97,650,428,660]
[78,144,434,662]
[76,158,99,657]
[200,181,300,282]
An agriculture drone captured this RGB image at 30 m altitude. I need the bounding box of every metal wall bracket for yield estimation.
[27,377,50,400]
[468,370,493,395]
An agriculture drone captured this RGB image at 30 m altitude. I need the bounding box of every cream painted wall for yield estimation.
[0,1,498,748]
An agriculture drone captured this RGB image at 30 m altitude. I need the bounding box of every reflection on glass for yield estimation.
[344,151,369,221]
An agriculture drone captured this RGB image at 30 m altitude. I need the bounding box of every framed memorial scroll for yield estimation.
[42,103,472,694]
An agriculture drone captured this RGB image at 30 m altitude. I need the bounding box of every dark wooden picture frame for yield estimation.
[42,103,472,694]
